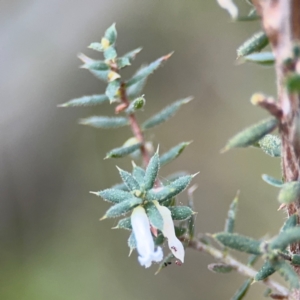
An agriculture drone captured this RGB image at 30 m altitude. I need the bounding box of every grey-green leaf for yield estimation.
[208,263,233,274]
[231,279,252,300]
[104,23,117,45]
[224,192,239,233]
[258,134,281,157]
[214,232,262,254]
[104,46,117,60]
[274,260,300,289]
[270,227,300,250]
[89,69,109,81]
[88,42,103,52]
[105,143,142,159]
[292,254,300,266]
[144,150,160,190]
[237,31,269,58]
[168,206,194,220]
[242,52,275,65]
[91,188,132,203]
[160,142,191,166]
[58,94,109,107]
[79,116,129,129]
[222,117,278,152]
[128,231,137,251]
[126,53,173,87]
[116,57,130,69]
[102,197,142,219]
[114,217,132,230]
[280,214,297,233]
[155,252,174,275]
[105,79,120,102]
[126,66,148,100]
[262,174,283,188]
[132,165,146,186]
[146,174,195,203]
[111,182,128,191]
[142,97,193,130]
[117,167,140,191]
[254,260,276,281]
[81,60,109,71]
[123,47,142,62]
[278,181,300,204]
[144,201,164,231]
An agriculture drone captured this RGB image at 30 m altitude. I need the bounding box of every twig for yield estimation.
[118,82,150,166]
[187,239,289,297]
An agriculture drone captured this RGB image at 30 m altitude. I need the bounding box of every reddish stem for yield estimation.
[119,82,150,166]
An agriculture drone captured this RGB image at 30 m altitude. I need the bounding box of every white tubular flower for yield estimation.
[154,201,185,263]
[131,206,163,268]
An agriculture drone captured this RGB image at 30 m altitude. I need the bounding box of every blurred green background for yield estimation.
[1,1,285,299]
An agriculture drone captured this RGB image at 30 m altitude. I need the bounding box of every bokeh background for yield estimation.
[1,1,285,299]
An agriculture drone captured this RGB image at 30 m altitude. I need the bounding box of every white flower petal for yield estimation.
[131,206,163,268]
[153,201,185,263]
[217,0,238,19]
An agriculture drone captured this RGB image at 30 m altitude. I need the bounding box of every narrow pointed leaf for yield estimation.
[247,254,260,267]
[111,182,128,191]
[128,231,137,251]
[88,42,103,52]
[278,181,300,204]
[231,278,252,300]
[224,192,239,233]
[105,79,120,102]
[116,57,130,69]
[242,52,275,65]
[126,53,173,87]
[274,260,300,289]
[114,217,132,230]
[92,188,132,203]
[104,23,117,45]
[144,201,164,231]
[89,69,109,81]
[59,94,109,107]
[126,66,147,99]
[208,263,233,274]
[125,96,146,113]
[81,59,109,71]
[79,116,129,129]
[117,167,140,191]
[104,46,117,60]
[105,143,142,159]
[123,47,142,62]
[142,97,193,130]
[254,260,276,281]
[270,227,300,250]
[146,174,195,203]
[214,232,262,254]
[237,31,268,58]
[132,165,145,186]
[102,197,142,219]
[258,134,281,157]
[262,174,283,188]
[168,206,194,220]
[222,117,278,152]
[280,214,297,233]
[144,150,160,190]
[155,252,174,275]
[160,142,191,166]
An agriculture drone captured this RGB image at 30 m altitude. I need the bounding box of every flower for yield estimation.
[131,206,163,268]
[154,201,185,263]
